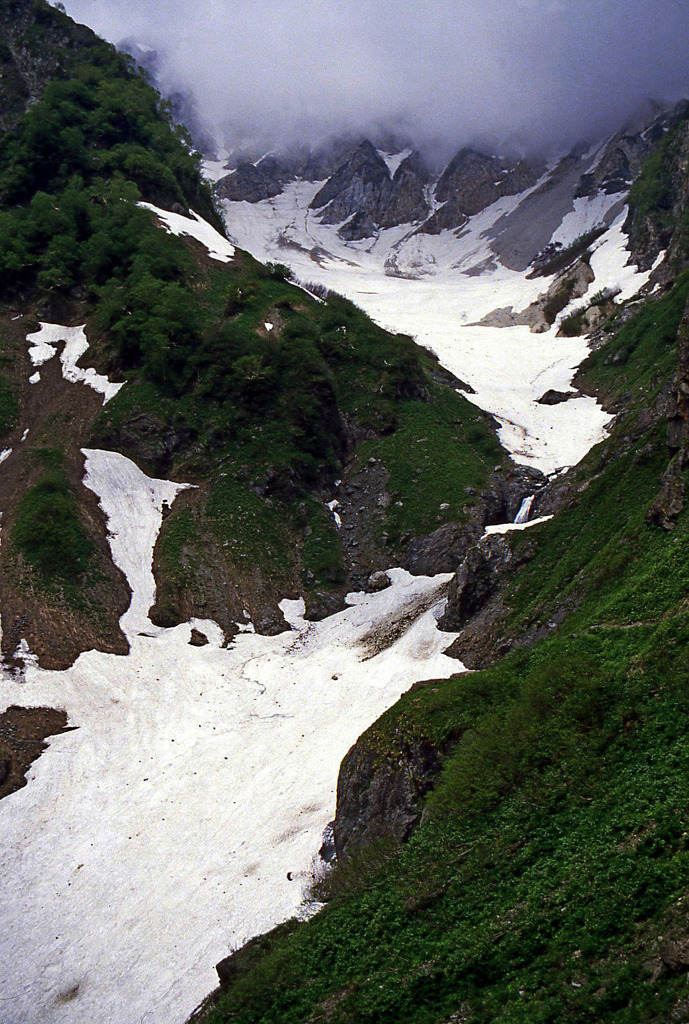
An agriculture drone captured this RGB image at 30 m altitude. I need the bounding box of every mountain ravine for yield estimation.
[0,3,688,1024]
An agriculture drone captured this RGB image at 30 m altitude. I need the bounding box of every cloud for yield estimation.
[57,0,689,156]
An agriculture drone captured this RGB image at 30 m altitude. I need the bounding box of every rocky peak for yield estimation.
[310,141,430,239]
[576,101,689,199]
[432,147,544,230]
[436,147,544,219]
[216,156,293,203]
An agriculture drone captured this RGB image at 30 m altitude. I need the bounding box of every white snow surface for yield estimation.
[588,209,656,303]
[380,148,412,177]
[483,514,554,536]
[26,323,124,403]
[0,448,461,1024]
[0,448,11,465]
[215,174,660,474]
[138,201,235,262]
[327,498,342,527]
[81,449,193,638]
[551,190,624,248]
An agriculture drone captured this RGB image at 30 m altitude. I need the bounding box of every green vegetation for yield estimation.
[12,447,93,588]
[199,257,689,1024]
[0,1,501,604]
[626,111,689,262]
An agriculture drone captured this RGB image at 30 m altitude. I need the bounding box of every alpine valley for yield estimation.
[0,4,688,1024]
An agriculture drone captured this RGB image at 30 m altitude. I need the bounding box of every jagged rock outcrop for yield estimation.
[625,105,689,272]
[417,198,468,235]
[378,151,430,227]
[577,100,688,199]
[333,727,450,858]
[438,534,513,632]
[310,141,429,239]
[0,0,100,133]
[216,157,293,203]
[432,148,543,228]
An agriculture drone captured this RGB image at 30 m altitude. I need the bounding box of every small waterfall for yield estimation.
[514,494,535,525]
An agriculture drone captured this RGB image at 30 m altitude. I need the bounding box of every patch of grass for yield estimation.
[12,447,93,592]
[0,373,18,440]
[357,382,501,545]
[205,472,294,585]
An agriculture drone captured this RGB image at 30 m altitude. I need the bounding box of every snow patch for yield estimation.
[29,372,40,384]
[81,449,193,639]
[588,209,656,302]
[327,499,342,528]
[0,562,461,1024]
[380,148,412,177]
[26,323,124,403]
[0,448,11,465]
[483,514,554,536]
[138,202,235,262]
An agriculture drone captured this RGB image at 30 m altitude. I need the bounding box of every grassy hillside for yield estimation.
[0,0,502,657]
[196,275,689,1021]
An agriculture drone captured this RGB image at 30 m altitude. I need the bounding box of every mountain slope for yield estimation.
[0,6,521,1024]
[195,120,689,1024]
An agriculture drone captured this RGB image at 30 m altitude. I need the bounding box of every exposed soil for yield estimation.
[0,311,130,670]
[0,704,74,800]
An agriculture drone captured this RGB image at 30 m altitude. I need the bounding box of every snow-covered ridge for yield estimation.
[27,323,124,403]
[137,201,235,262]
[216,161,662,476]
[0,444,463,1024]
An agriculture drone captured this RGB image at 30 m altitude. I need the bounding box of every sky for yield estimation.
[55,0,689,158]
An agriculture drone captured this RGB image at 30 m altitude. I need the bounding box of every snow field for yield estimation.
[217,174,660,476]
[0,446,462,1024]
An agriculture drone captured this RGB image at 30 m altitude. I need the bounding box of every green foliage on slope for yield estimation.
[626,110,689,263]
[0,0,501,612]
[198,274,689,1023]
[11,447,93,591]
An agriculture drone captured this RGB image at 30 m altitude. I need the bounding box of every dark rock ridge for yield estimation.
[309,140,430,240]
[216,156,293,204]
[432,148,544,228]
[626,106,689,274]
[334,726,452,858]
[576,100,688,199]
[0,0,102,134]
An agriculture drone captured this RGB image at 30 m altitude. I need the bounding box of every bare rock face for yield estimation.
[0,0,100,134]
[625,104,689,272]
[577,100,688,200]
[438,534,513,632]
[417,198,468,235]
[334,729,448,858]
[433,148,544,227]
[405,521,481,575]
[378,151,430,228]
[311,140,394,222]
[310,141,430,238]
[216,157,293,204]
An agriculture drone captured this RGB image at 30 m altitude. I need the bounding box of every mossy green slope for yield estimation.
[0,0,501,639]
[198,277,689,1023]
